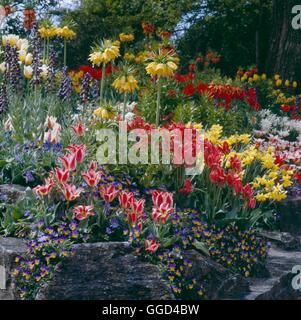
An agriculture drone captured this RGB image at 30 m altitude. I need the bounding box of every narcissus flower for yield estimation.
[24,65,33,79]
[119,33,134,42]
[89,40,120,65]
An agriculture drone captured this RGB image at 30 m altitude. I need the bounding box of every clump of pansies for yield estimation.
[12,221,78,300]
[145,208,269,299]
[174,210,269,277]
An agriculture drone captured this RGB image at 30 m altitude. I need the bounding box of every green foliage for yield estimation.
[63,0,196,67]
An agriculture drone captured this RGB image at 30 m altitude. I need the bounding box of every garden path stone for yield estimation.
[244,244,301,300]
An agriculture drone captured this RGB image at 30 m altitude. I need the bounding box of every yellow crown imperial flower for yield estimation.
[56,26,76,39]
[39,27,57,38]
[112,74,138,94]
[119,33,135,42]
[145,49,178,78]
[89,40,120,66]
[94,107,115,120]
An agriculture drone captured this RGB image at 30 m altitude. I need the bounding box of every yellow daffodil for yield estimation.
[293,81,298,88]
[285,80,290,87]
[261,74,267,80]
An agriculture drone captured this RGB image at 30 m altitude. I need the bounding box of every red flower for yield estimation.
[66,144,86,164]
[145,239,160,253]
[100,185,118,203]
[248,198,257,209]
[152,203,174,224]
[119,192,134,210]
[230,155,242,172]
[73,205,95,221]
[183,84,195,96]
[179,179,193,195]
[54,167,69,184]
[227,172,243,194]
[81,164,103,188]
[152,191,173,208]
[59,153,77,171]
[142,22,155,34]
[60,184,84,202]
[33,183,54,197]
[72,123,85,137]
[281,105,291,113]
[209,166,226,186]
[219,141,231,154]
[243,184,253,199]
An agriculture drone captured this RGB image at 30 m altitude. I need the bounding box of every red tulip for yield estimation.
[81,164,103,188]
[152,203,174,224]
[145,239,160,253]
[73,205,95,221]
[100,185,118,203]
[152,191,173,208]
[61,184,84,202]
[209,166,226,186]
[66,144,86,164]
[72,123,85,137]
[179,179,193,195]
[54,167,69,184]
[59,153,77,171]
[119,192,134,209]
[33,183,54,197]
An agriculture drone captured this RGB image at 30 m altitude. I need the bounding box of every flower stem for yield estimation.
[122,92,127,121]
[64,39,67,67]
[99,63,106,104]
[156,77,162,127]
